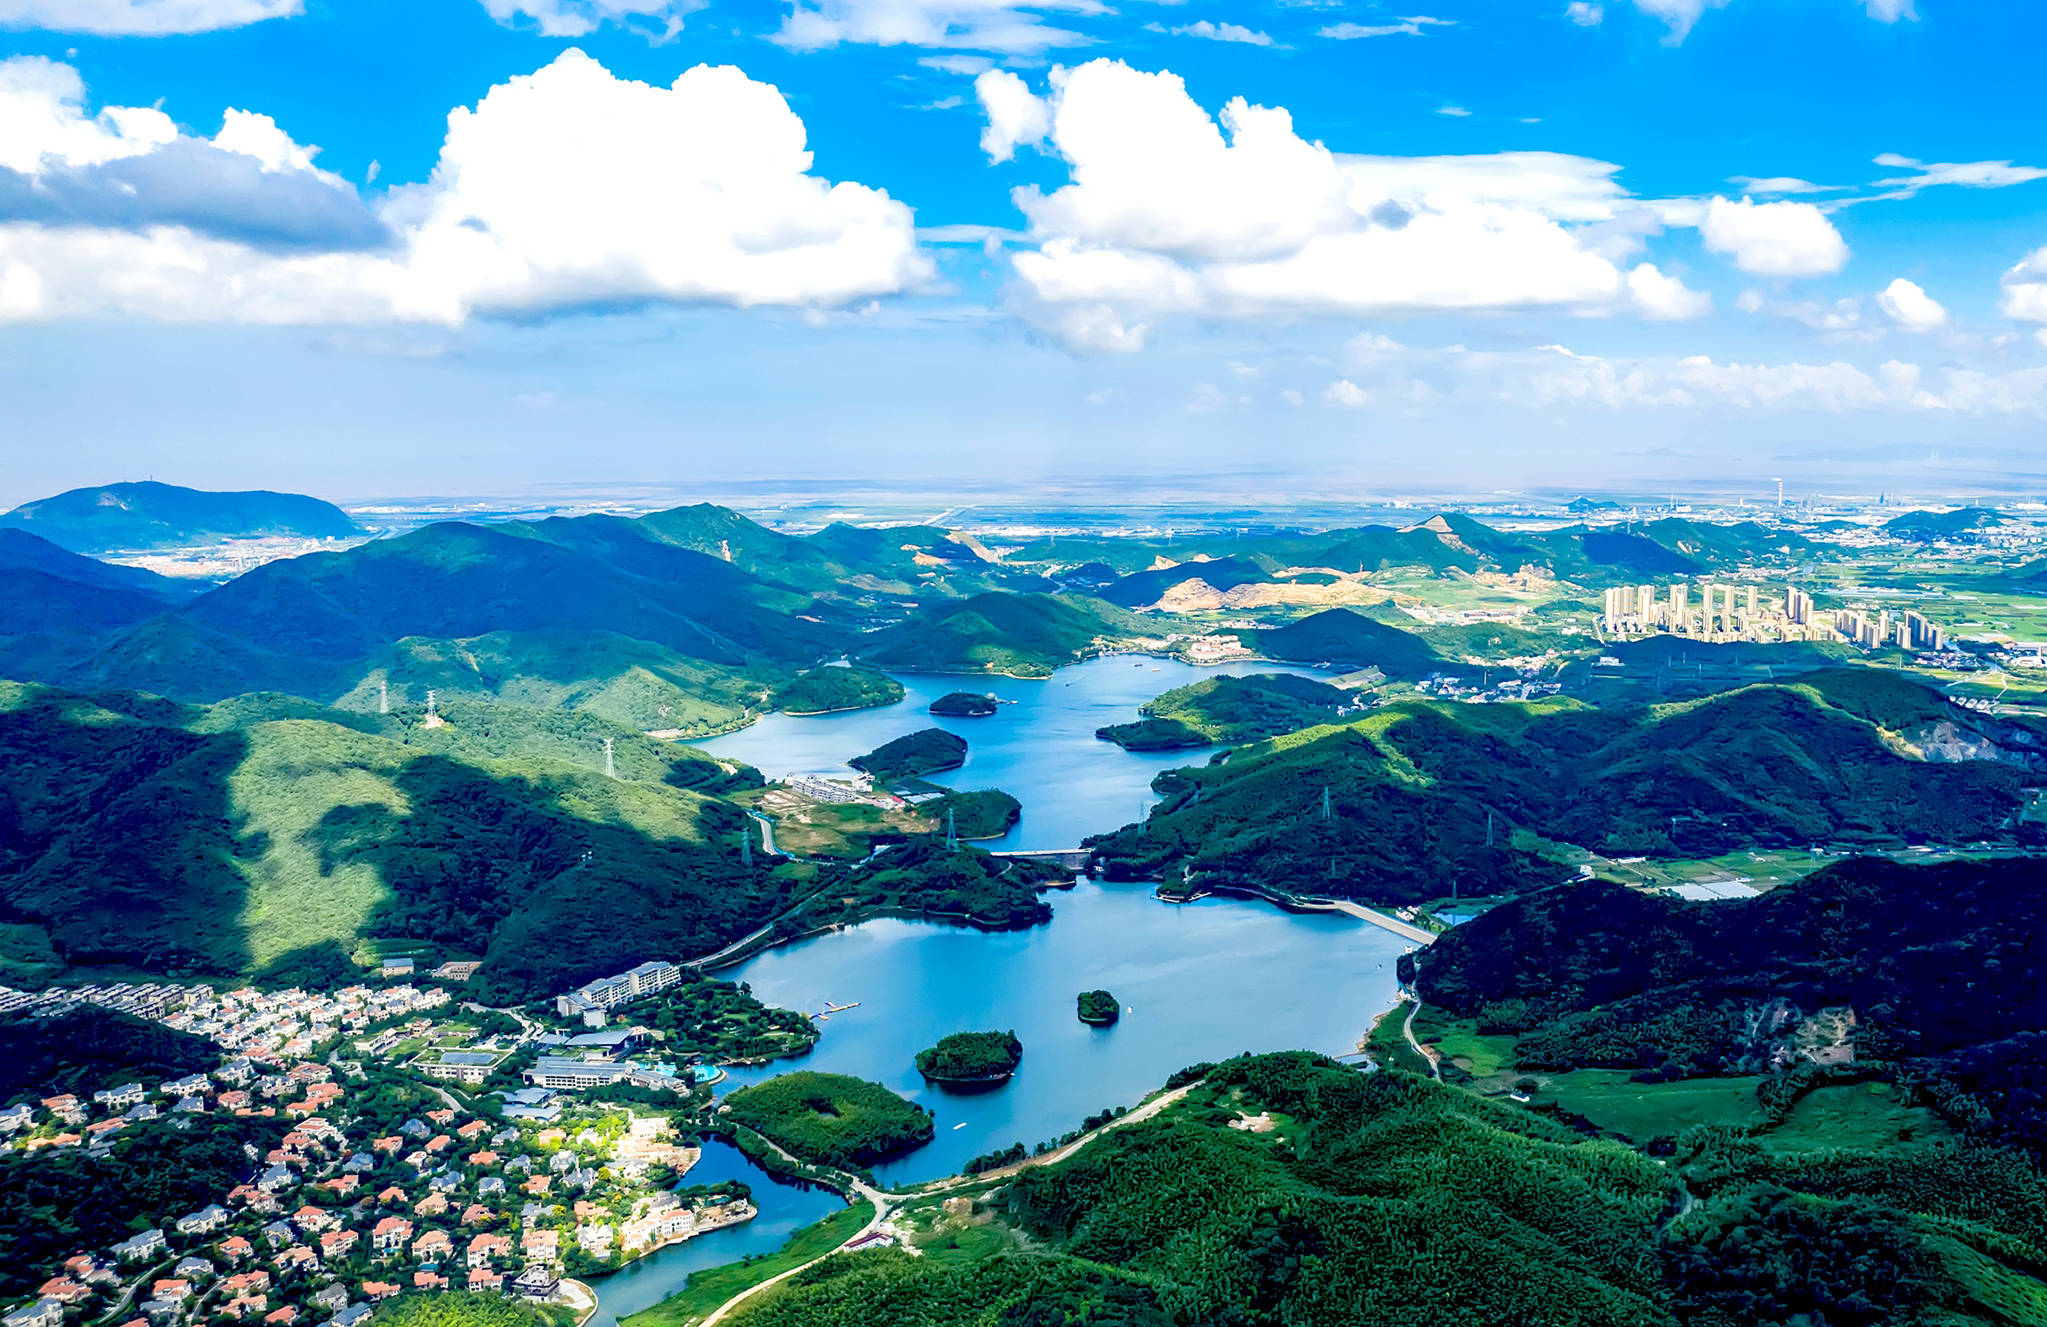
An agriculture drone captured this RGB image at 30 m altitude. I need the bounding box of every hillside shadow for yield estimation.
[304,754,788,1003]
[0,689,256,977]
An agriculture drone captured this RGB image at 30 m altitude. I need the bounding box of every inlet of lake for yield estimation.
[698,654,1323,851]
[591,658,1407,1322]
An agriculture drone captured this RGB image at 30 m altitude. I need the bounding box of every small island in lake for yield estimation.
[930,691,1000,717]
[722,1071,935,1166]
[850,727,969,783]
[916,1029,1024,1089]
[1077,989,1120,1026]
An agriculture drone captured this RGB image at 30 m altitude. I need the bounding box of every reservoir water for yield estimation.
[594,659,1404,1321]
[583,1138,843,1327]
[699,655,1321,851]
[715,880,1410,1185]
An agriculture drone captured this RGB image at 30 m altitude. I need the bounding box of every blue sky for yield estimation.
[2,0,2045,506]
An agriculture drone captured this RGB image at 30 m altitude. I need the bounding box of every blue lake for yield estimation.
[715,881,1410,1186]
[699,655,1321,851]
[582,1138,843,1327]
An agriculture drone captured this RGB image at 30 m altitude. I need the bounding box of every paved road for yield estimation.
[1401,995,1442,1080]
[1324,900,1437,946]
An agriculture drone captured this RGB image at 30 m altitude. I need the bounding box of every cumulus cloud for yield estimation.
[982,60,1722,351]
[2003,247,2047,324]
[1564,2,1603,24]
[1627,262,1711,320]
[477,0,699,37]
[0,51,930,325]
[975,69,1050,163]
[1699,195,1848,277]
[1323,378,1370,406]
[0,58,383,251]
[0,0,298,34]
[773,0,1102,53]
[1877,277,1945,330]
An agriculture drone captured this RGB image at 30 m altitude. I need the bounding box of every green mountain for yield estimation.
[0,530,198,680]
[858,594,1150,677]
[0,480,359,553]
[0,681,786,999]
[1097,672,1349,750]
[1886,507,2002,541]
[1411,857,2047,1080]
[1088,676,2027,905]
[1240,607,1454,677]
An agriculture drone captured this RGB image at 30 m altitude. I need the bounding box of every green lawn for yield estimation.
[621,1200,875,1327]
[1535,1070,1767,1142]
[1759,1082,1954,1154]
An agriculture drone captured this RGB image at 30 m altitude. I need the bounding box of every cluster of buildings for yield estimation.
[554,961,683,1028]
[0,982,452,1065]
[1598,582,1949,652]
[4,1048,751,1327]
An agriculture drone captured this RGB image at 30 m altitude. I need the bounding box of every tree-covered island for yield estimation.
[915,1030,1024,1088]
[929,691,999,717]
[1076,989,1120,1026]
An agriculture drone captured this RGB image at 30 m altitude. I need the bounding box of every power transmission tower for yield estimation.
[945,806,958,851]
[741,826,753,867]
[425,690,438,721]
[1321,786,1333,822]
[1486,811,1495,849]
[602,737,616,780]
[378,679,388,716]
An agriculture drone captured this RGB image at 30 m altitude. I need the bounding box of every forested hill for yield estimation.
[0,681,780,999]
[0,480,360,553]
[1411,857,2047,1069]
[1087,678,2030,905]
[720,1050,2047,1327]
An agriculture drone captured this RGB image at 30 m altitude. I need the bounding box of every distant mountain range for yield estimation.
[0,481,360,554]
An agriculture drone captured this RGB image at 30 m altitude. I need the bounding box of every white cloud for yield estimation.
[1564,2,1602,24]
[773,0,1102,53]
[1870,152,2047,198]
[1323,378,1370,406]
[989,60,1689,351]
[1627,262,1710,319]
[1627,0,1911,43]
[477,0,699,38]
[0,0,298,34]
[1174,20,1273,45]
[1320,15,1453,38]
[2003,247,2047,324]
[1527,347,1965,412]
[974,69,1050,162]
[0,52,930,325]
[1436,105,1471,117]
[1876,277,1945,330]
[1699,195,1848,277]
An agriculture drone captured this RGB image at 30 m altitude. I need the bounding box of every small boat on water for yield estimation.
[952,1122,967,1130]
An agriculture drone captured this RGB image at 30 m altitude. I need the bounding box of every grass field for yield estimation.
[620,1200,875,1327]
[1534,1070,1768,1142]
[1758,1081,1954,1154]
[1410,1007,1516,1081]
